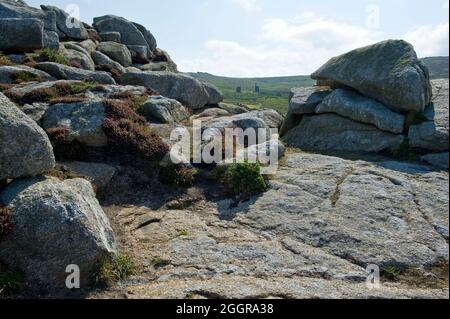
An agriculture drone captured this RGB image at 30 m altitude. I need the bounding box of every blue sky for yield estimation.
[27,0,449,77]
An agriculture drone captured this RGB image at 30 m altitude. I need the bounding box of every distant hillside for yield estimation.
[190,73,314,114]
[421,57,449,79]
[191,56,449,114]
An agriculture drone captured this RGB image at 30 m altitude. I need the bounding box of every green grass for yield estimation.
[190,72,314,114]
[40,48,69,66]
[94,254,138,285]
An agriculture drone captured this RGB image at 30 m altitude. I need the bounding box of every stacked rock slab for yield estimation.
[282,40,435,155]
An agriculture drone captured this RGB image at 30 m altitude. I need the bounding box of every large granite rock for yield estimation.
[61,161,116,191]
[0,0,57,32]
[61,44,96,71]
[0,177,117,289]
[121,71,223,109]
[0,18,44,51]
[0,65,55,84]
[132,22,157,52]
[280,86,331,136]
[91,50,126,74]
[0,92,55,180]
[311,40,432,113]
[139,96,190,123]
[283,114,404,153]
[42,100,107,147]
[409,79,449,152]
[97,41,132,67]
[93,15,151,58]
[316,89,406,134]
[35,62,116,84]
[41,5,89,40]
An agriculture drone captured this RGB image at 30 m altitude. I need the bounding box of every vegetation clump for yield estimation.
[0,54,14,66]
[0,206,12,242]
[0,263,24,298]
[45,127,86,161]
[39,48,69,65]
[9,71,41,84]
[159,165,196,187]
[220,161,268,199]
[102,99,169,161]
[94,254,137,285]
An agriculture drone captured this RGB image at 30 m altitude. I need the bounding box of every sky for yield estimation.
[27,0,450,77]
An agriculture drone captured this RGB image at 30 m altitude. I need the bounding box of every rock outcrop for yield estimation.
[0,177,117,289]
[0,18,44,51]
[35,62,116,84]
[0,92,55,180]
[311,40,432,113]
[121,71,223,109]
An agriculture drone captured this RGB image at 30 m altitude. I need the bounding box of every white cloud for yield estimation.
[228,0,261,12]
[178,12,449,77]
[179,13,382,77]
[404,22,449,57]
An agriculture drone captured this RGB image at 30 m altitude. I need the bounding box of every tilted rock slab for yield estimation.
[0,92,55,180]
[316,89,406,134]
[139,95,190,124]
[284,113,405,153]
[311,40,432,113]
[0,177,117,289]
[121,71,223,109]
[35,62,116,84]
[0,65,55,84]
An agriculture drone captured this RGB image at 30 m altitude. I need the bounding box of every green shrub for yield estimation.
[9,71,41,84]
[159,165,196,187]
[94,254,137,285]
[221,161,268,199]
[382,266,403,281]
[39,48,69,65]
[0,206,12,242]
[0,263,24,298]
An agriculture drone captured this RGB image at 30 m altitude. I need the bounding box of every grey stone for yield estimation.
[91,51,126,74]
[218,102,249,115]
[77,39,97,54]
[0,0,57,32]
[19,102,49,124]
[41,5,88,40]
[35,62,116,84]
[42,100,107,147]
[311,40,432,113]
[61,46,96,71]
[409,79,449,152]
[284,114,405,153]
[203,82,224,105]
[121,71,223,109]
[316,89,406,134]
[0,177,116,289]
[280,86,331,136]
[62,161,116,191]
[0,65,55,84]
[0,92,55,180]
[97,41,132,67]
[93,15,151,57]
[139,96,190,123]
[132,22,157,52]
[99,31,121,42]
[127,45,149,61]
[421,153,449,170]
[43,30,59,50]
[0,18,44,51]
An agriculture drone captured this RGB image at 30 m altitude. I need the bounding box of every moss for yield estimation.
[0,54,14,66]
[93,254,137,286]
[159,165,196,187]
[49,96,86,105]
[39,48,69,65]
[54,81,102,95]
[220,161,268,199]
[0,263,24,298]
[177,230,189,237]
[44,165,85,181]
[0,206,12,242]
[9,71,41,84]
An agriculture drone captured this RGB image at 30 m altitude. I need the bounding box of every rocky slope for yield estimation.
[0,1,448,299]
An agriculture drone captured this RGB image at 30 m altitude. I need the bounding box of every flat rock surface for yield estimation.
[91,152,449,299]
